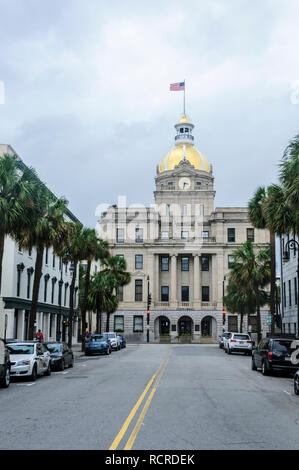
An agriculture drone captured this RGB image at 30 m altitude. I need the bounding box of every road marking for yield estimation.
[109,349,171,451]
[283,390,291,395]
[26,383,36,387]
[123,350,171,450]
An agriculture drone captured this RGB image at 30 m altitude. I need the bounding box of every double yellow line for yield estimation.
[109,347,172,450]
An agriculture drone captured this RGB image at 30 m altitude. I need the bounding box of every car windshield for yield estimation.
[234,335,249,340]
[272,340,292,354]
[46,344,62,353]
[7,344,34,355]
[90,336,105,342]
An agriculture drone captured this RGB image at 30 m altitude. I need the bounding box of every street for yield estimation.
[1,344,299,450]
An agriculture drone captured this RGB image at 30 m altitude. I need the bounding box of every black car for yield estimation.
[45,342,74,371]
[0,338,10,388]
[252,335,299,376]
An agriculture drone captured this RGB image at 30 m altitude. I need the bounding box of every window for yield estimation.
[168,181,173,188]
[183,205,187,216]
[247,228,255,242]
[295,278,298,305]
[228,316,238,332]
[202,286,210,302]
[181,286,189,302]
[27,271,31,299]
[202,231,209,238]
[116,285,123,302]
[181,231,189,240]
[135,228,143,243]
[166,204,170,216]
[135,280,143,301]
[17,270,21,297]
[114,316,124,332]
[64,284,68,306]
[227,228,235,243]
[228,255,234,269]
[44,275,49,302]
[201,256,209,271]
[45,248,49,265]
[248,315,257,333]
[161,231,169,240]
[133,316,143,332]
[200,204,204,216]
[161,257,169,271]
[196,181,201,188]
[181,257,189,271]
[161,286,169,302]
[283,282,286,308]
[52,253,55,268]
[135,255,143,270]
[289,280,292,307]
[116,228,124,243]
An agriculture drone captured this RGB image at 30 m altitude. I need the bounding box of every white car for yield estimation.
[7,341,51,381]
[104,333,121,351]
[225,333,253,355]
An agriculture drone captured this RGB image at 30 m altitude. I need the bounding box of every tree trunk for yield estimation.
[256,290,262,343]
[68,261,77,349]
[28,244,44,339]
[0,233,5,294]
[270,231,276,335]
[240,313,243,333]
[81,260,91,352]
[96,308,102,334]
[106,313,110,332]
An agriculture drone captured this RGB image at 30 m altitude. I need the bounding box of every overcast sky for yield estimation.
[0,0,299,227]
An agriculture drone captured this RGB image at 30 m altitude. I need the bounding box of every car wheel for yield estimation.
[0,367,10,388]
[294,379,299,395]
[30,365,37,382]
[59,359,65,371]
[45,363,51,376]
[261,361,268,376]
[251,357,257,371]
[105,349,109,355]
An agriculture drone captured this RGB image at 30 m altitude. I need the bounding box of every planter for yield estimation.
[159,335,171,343]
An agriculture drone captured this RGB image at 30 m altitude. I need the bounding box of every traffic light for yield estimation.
[147,293,152,310]
[222,309,226,325]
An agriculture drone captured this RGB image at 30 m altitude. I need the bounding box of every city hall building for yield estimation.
[99,114,270,342]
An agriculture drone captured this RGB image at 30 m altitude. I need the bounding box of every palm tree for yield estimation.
[15,182,69,339]
[88,271,118,334]
[57,222,92,348]
[80,230,109,351]
[281,134,299,217]
[101,255,131,332]
[230,241,271,342]
[0,153,33,293]
[249,186,276,333]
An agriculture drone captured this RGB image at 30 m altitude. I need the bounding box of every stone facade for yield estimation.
[98,114,271,343]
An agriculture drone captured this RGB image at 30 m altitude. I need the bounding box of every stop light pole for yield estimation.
[147,275,151,343]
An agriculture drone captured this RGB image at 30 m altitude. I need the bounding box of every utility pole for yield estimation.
[147,275,151,343]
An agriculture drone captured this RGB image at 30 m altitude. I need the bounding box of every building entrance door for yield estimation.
[159,317,170,335]
[178,316,192,336]
[201,318,211,336]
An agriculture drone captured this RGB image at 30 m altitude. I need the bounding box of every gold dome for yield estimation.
[178,114,191,124]
[159,144,210,173]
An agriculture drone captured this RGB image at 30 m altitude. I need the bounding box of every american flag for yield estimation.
[170,82,185,91]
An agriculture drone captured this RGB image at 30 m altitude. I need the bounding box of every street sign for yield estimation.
[267,316,272,325]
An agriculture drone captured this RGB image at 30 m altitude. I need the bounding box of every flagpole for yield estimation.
[184,79,186,115]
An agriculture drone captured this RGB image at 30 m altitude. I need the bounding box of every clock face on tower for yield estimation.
[179,177,191,190]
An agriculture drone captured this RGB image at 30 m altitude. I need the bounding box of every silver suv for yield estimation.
[225,333,253,355]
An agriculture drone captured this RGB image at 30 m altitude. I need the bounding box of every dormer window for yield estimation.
[180,128,184,133]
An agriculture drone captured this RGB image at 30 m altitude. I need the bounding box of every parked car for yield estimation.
[225,333,253,355]
[252,335,299,376]
[44,342,74,370]
[85,334,111,356]
[294,370,299,395]
[218,332,231,349]
[7,341,51,381]
[0,338,10,388]
[118,335,126,349]
[103,332,121,351]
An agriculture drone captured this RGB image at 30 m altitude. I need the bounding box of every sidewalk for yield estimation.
[72,343,85,358]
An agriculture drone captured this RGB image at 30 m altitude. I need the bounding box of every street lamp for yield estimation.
[283,239,299,337]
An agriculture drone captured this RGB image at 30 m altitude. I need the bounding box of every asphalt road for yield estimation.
[1,344,299,450]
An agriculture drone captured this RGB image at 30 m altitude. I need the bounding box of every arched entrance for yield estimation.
[201,316,217,339]
[178,316,193,336]
[154,316,170,339]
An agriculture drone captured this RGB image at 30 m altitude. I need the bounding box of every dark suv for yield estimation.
[0,338,10,388]
[252,335,299,376]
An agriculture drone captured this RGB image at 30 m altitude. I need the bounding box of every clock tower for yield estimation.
[154,114,215,217]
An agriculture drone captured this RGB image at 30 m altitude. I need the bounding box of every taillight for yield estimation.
[247,340,252,343]
[231,339,236,342]
[268,351,273,360]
